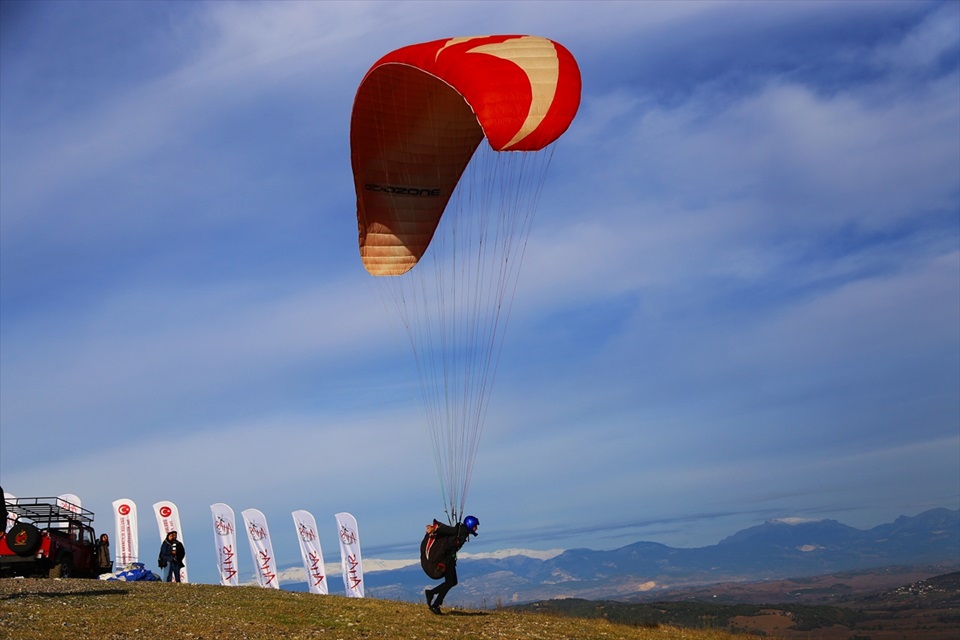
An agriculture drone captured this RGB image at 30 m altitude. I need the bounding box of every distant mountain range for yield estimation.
[357,508,959,606]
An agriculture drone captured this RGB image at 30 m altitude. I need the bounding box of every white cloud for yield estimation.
[713,250,960,376]
[873,2,960,73]
[773,517,820,526]
[1,277,395,445]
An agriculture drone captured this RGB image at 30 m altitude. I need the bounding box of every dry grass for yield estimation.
[0,578,751,640]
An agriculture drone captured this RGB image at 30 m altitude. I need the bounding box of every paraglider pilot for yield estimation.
[422,515,479,614]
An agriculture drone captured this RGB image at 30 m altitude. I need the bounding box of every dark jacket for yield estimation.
[160,538,186,564]
[0,486,7,535]
[420,520,471,579]
[96,538,112,569]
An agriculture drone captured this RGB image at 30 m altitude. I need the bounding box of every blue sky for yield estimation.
[2,1,958,588]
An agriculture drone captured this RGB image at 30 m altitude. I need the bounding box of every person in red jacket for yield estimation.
[422,515,479,614]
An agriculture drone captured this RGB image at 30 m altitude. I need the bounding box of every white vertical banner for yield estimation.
[210,503,239,586]
[292,510,328,595]
[112,498,138,565]
[153,501,189,583]
[241,508,280,589]
[57,494,82,514]
[4,493,17,531]
[335,512,364,598]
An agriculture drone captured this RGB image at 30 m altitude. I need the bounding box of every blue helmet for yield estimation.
[463,515,479,535]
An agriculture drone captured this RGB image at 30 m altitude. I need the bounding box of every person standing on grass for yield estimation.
[96,533,113,573]
[159,530,186,582]
[0,486,7,536]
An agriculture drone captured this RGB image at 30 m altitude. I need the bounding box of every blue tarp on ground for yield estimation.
[99,562,160,582]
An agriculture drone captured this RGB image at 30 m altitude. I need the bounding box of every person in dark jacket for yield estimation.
[0,486,7,535]
[423,515,478,614]
[159,530,186,582]
[96,533,113,573]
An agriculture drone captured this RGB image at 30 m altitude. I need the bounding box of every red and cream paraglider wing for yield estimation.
[351,35,581,276]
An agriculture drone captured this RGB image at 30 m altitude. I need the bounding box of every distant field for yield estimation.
[510,572,960,640]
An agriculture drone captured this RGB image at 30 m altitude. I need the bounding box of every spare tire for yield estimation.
[7,522,41,557]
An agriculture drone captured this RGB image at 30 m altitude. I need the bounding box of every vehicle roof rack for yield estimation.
[6,496,95,526]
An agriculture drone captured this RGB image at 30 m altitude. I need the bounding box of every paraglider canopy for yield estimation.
[350,35,581,524]
[351,35,581,276]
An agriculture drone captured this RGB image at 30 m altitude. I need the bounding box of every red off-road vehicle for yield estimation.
[0,497,100,578]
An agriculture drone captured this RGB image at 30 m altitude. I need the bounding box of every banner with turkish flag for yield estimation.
[112,498,138,565]
[153,500,188,582]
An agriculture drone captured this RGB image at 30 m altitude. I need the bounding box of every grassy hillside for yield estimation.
[0,578,744,640]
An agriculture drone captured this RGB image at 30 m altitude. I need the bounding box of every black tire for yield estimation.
[6,522,41,557]
[49,553,72,579]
